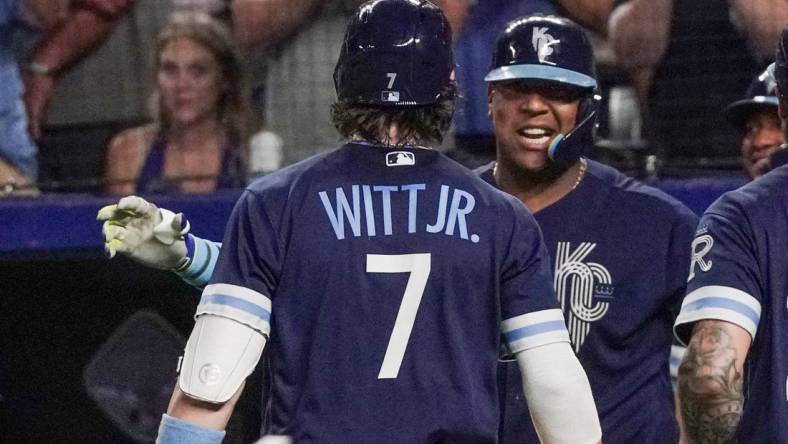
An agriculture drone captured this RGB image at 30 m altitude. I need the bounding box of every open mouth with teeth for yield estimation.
[518,127,556,148]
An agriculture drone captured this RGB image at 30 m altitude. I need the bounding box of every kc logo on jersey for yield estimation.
[554,242,614,352]
[386,151,415,167]
[532,27,560,66]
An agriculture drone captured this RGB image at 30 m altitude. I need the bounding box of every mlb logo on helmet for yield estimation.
[386,151,415,166]
[381,91,400,102]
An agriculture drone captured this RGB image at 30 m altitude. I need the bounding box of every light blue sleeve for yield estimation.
[174,234,221,289]
[156,414,225,444]
[670,344,686,393]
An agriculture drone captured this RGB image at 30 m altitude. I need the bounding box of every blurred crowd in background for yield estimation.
[1,0,787,196]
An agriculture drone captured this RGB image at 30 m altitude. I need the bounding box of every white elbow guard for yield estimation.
[178,314,266,403]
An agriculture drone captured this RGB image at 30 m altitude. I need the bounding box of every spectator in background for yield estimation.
[723,67,783,179]
[0,0,72,195]
[22,0,173,192]
[104,12,250,194]
[608,0,787,167]
[22,0,135,142]
[23,1,233,192]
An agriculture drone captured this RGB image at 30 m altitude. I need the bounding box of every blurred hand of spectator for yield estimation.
[432,0,470,37]
[21,69,54,141]
[230,0,324,48]
[77,0,135,17]
[230,0,468,49]
[18,0,71,30]
[22,0,134,140]
[555,0,616,36]
[729,0,788,63]
[607,0,673,105]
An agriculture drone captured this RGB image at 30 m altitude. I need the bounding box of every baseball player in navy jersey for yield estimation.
[101,1,602,443]
[723,67,784,180]
[99,11,699,444]
[477,16,698,443]
[674,27,788,443]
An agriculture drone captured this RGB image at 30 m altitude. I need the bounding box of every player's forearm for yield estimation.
[166,384,243,431]
[157,384,243,443]
[516,342,602,444]
[28,5,130,77]
[678,321,747,443]
[230,0,323,48]
[161,311,268,441]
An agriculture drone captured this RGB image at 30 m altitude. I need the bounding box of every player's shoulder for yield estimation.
[438,159,537,235]
[246,147,341,194]
[585,159,698,224]
[466,161,545,229]
[442,157,506,196]
[473,161,496,185]
[705,164,788,224]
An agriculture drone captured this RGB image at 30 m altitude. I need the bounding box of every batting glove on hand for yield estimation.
[97,195,189,270]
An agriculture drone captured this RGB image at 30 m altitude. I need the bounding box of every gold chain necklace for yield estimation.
[492,157,587,191]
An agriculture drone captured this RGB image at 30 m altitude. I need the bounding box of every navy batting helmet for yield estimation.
[724,68,779,129]
[333,0,454,107]
[485,15,600,166]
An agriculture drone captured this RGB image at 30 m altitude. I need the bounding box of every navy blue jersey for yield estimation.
[675,164,788,443]
[200,143,566,443]
[480,160,698,443]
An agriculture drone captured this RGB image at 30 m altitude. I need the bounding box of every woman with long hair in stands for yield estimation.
[104,12,251,194]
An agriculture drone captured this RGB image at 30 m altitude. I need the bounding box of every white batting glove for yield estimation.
[97,195,189,270]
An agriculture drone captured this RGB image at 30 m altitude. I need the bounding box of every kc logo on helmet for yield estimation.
[386,151,415,166]
[532,27,560,66]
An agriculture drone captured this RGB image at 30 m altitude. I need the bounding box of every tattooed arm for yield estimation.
[678,320,752,443]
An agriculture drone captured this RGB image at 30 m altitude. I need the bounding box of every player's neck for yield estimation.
[494,158,586,213]
[351,126,427,149]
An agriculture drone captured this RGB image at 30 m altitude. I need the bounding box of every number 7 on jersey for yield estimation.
[367,253,431,379]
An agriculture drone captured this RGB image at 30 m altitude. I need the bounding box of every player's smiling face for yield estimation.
[157,36,224,127]
[741,109,783,179]
[489,80,580,173]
